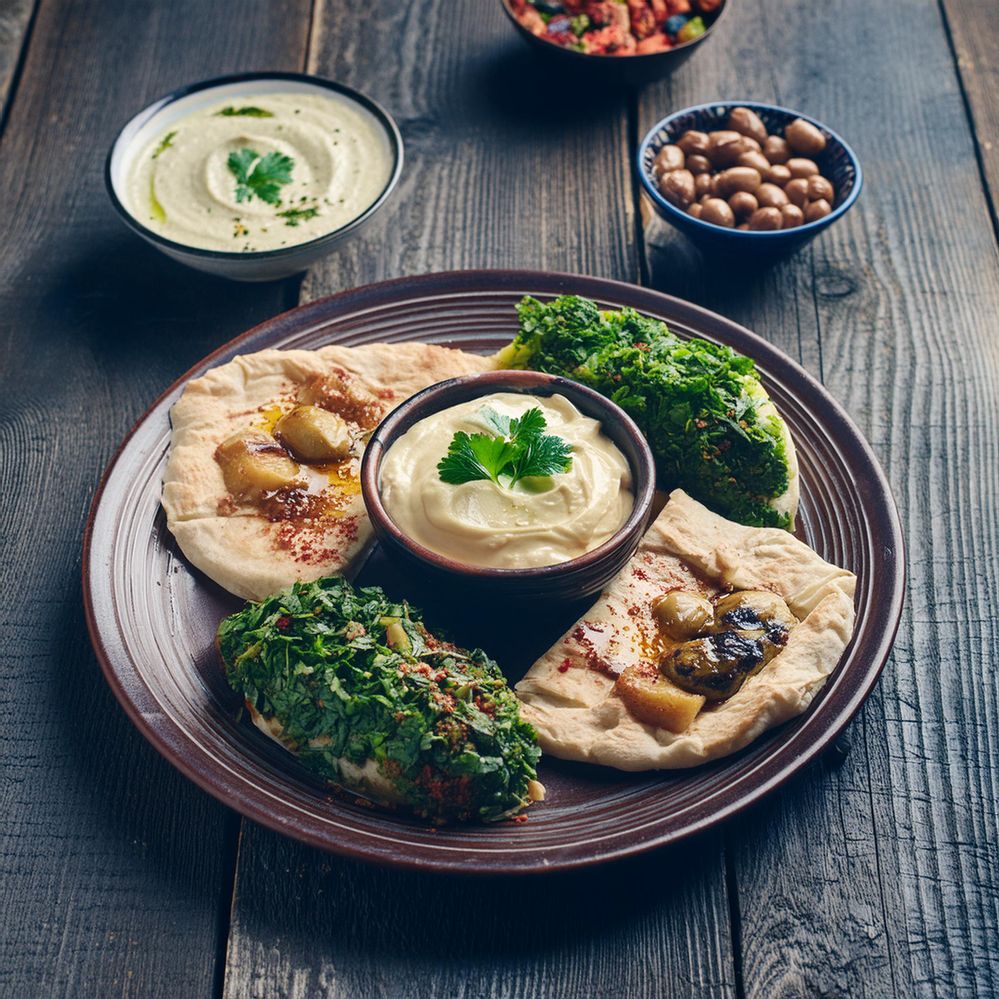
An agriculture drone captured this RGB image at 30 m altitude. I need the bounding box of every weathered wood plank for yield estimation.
[0,0,34,124]
[222,2,736,997]
[942,0,999,233]
[0,0,313,995]
[639,0,999,996]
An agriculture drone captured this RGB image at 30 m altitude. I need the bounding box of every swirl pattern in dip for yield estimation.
[379,393,635,569]
[123,93,394,252]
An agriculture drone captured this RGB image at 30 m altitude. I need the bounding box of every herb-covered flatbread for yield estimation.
[218,576,543,822]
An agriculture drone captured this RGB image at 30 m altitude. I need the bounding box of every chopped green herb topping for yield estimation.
[438,405,573,489]
[226,147,294,206]
[218,576,541,823]
[151,130,177,159]
[215,106,274,117]
[276,205,320,227]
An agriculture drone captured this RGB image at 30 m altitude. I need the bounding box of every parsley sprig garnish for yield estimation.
[226,147,294,205]
[437,406,573,489]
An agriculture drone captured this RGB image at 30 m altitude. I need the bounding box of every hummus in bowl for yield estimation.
[106,73,403,281]
[379,392,635,569]
[360,370,657,603]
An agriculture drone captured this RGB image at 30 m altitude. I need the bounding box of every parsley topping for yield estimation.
[218,577,541,823]
[215,106,274,117]
[276,205,320,227]
[226,147,294,205]
[437,405,573,489]
[501,295,793,527]
[151,130,176,159]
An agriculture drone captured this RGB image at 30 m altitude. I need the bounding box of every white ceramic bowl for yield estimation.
[105,72,404,282]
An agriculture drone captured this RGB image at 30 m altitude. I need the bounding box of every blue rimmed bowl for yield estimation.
[638,101,862,256]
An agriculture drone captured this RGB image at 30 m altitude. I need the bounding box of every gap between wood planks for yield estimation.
[0,0,41,140]
[937,0,999,245]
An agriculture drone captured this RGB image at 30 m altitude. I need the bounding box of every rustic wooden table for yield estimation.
[2,1,997,996]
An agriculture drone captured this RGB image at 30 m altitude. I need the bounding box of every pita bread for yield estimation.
[162,342,490,600]
[515,489,856,770]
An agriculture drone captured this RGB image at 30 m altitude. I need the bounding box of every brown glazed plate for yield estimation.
[83,270,905,874]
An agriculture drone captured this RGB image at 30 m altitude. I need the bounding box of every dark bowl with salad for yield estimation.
[501,0,727,83]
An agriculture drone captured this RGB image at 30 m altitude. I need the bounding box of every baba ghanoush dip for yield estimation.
[379,393,634,569]
[123,92,394,252]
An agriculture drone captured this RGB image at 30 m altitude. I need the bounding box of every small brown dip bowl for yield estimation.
[360,370,656,603]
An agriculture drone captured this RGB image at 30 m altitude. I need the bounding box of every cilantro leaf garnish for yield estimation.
[437,405,572,488]
[215,106,274,117]
[276,205,320,227]
[151,130,176,159]
[226,148,294,205]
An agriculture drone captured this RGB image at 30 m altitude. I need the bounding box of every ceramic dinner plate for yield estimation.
[83,270,904,874]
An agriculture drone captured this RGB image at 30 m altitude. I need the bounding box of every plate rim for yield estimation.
[82,268,906,874]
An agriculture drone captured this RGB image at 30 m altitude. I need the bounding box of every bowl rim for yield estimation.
[360,369,657,580]
[499,0,729,60]
[104,70,404,262]
[638,100,863,238]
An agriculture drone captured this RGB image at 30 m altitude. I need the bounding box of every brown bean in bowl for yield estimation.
[639,101,863,255]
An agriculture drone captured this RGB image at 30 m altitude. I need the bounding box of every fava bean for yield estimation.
[694,172,714,197]
[654,145,685,176]
[756,182,789,209]
[788,157,820,178]
[728,191,759,219]
[805,198,832,222]
[659,169,696,207]
[807,175,834,202]
[785,117,827,157]
[762,135,790,164]
[715,166,762,197]
[699,198,735,227]
[677,129,711,157]
[780,203,805,228]
[747,206,783,230]
[686,154,712,175]
[727,107,768,145]
[708,130,746,167]
[763,163,792,185]
[785,177,810,207]
[688,202,703,218]
[737,150,771,174]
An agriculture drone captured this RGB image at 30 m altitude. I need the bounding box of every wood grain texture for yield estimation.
[298,0,638,299]
[0,0,312,995]
[639,0,999,996]
[0,0,34,126]
[222,2,736,997]
[942,0,999,234]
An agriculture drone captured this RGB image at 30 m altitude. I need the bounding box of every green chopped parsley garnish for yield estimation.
[437,406,572,489]
[151,130,177,159]
[215,105,274,117]
[226,147,294,206]
[276,205,320,227]
[218,576,541,823]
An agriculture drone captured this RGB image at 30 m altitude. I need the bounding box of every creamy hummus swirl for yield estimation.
[124,93,394,252]
[379,393,634,569]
